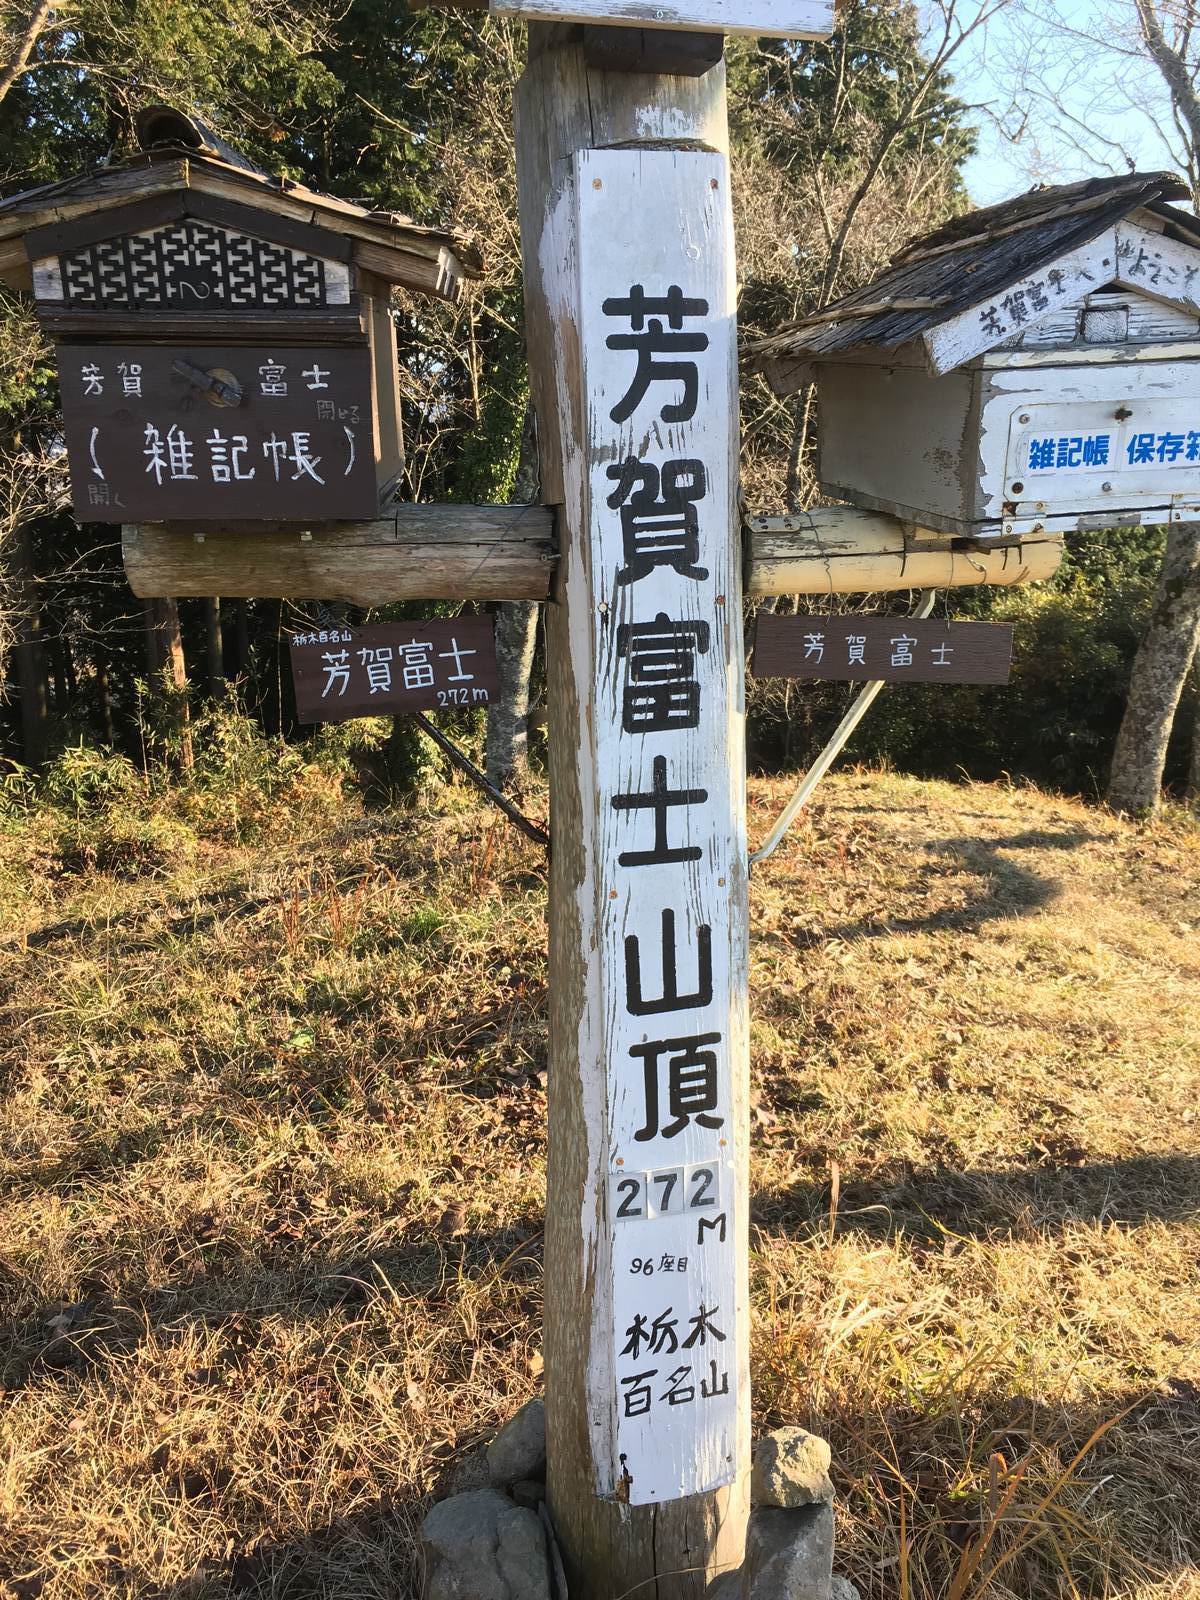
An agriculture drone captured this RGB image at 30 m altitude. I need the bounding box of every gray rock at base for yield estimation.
[510,1478,546,1510]
[447,1448,490,1496]
[743,1503,834,1600]
[422,1489,551,1600]
[705,1573,742,1600]
[830,1579,860,1600]
[487,1398,547,1486]
[751,1429,834,1509]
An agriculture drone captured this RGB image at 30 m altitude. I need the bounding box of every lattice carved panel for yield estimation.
[58,220,350,310]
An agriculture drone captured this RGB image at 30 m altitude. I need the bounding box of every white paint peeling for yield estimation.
[924,230,1119,375]
[31,256,63,301]
[569,147,748,1506]
[978,358,1200,524]
[1115,221,1200,316]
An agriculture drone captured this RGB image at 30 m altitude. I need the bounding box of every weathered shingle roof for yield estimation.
[749,171,1198,371]
[0,123,483,302]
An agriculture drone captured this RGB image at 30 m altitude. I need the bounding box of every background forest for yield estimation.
[0,0,1194,805]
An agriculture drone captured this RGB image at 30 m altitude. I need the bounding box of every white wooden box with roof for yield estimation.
[750,173,1200,545]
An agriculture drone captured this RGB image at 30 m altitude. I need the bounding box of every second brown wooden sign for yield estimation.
[290,617,499,723]
[753,615,1014,685]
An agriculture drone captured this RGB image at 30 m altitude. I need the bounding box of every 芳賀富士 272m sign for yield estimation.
[290,619,499,723]
[574,146,748,1509]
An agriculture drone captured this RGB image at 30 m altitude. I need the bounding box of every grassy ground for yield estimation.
[0,765,1197,1600]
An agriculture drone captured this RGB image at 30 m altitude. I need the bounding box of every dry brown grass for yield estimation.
[0,771,1196,1599]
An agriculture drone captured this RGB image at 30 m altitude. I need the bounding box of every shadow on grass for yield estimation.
[753,1152,1200,1243]
[774,828,1106,946]
[0,1219,545,1396]
[127,1380,1200,1600]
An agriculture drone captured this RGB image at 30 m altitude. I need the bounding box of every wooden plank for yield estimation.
[290,616,499,721]
[923,229,1120,375]
[351,237,467,301]
[516,25,750,1597]
[363,277,405,490]
[37,307,365,341]
[581,24,723,75]
[1115,221,1200,317]
[576,144,746,1509]
[745,511,1064,594]
[492,0,834,37]
[753,614,1014,684]
[61,343,378,524]
[180,190,354,262]
[0,159,190,246]
[120,505,555,605]
[120,504,1063,605]
[23,193,188,261]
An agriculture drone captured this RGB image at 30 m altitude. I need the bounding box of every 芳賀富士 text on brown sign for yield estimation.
[752,616,1014,686]
[289,618,499,724]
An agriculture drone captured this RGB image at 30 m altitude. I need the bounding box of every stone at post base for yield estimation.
[741,1503,835,1600]
[487,1397,547,1486]
[421,1488,551,1600]
[751,1428,834,1510]
[706,1429,837,1600]
[704,1503,835,1600]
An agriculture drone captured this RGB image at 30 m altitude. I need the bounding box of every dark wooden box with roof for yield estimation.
[0,106,480,525]
[751,173,1200,546]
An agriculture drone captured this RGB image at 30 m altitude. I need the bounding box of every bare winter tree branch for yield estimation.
[0,0,55,107]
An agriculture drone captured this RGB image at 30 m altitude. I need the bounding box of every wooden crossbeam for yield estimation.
[121,504,556,605]
[121,504,1063,603]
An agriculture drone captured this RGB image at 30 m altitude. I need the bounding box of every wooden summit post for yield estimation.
[517,24,749,1597]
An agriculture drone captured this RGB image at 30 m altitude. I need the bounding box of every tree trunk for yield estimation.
[50,634,68,715]
[12,525,49,767]
[142,596,194,770]
[203,597,225,699]
[97,662,115,747]
[0,0,54,108]
[1189,645,1200,801]
[1108,522,1200,815]
[486,601,540,792]
[229,599,250,685]
[486,407,542,793]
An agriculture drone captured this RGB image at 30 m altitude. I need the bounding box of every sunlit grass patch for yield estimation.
[0,771,1195,1598]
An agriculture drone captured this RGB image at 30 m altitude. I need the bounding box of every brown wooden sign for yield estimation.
[60,343,377,522]
[753,615,1014,685]
[289,617,499,724]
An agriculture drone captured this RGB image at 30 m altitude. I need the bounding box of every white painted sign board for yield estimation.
[571,146,749,1505]
[490,0,835,40]
[924,230,1120,375]
[978,358,1200,530]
